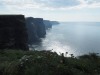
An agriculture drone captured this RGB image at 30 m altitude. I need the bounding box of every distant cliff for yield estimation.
[26,17,60,44]
[44,20,60,29]
[35,18,46,38]
[51,21,60,25]
[0,15,29,50]
[26,17,46,44]
[43,20,52,29]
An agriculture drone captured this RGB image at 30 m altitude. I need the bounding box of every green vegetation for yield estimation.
[0,50,100,75]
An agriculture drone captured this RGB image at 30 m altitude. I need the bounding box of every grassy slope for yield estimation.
[0,50,100,75]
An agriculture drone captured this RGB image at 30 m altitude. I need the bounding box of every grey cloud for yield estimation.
[0,0,100,10]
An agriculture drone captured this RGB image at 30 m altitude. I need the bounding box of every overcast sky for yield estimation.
[0,0,100,22]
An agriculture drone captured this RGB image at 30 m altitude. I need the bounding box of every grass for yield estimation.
[0,49,100,75]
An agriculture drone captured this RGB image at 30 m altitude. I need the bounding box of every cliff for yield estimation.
[34,18,46,38]
[0,15,29,50]
[44,20,60,29]
[51,21,60,25]
[26,17,46,44]
[43,20,52,29]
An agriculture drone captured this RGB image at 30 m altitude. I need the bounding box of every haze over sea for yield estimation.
[34,22,100,56]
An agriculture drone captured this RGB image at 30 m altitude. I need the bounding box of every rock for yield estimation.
[0,15,29,50]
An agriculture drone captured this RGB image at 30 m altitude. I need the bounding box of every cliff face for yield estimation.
[34,18,46,38]
[43,20,52,29]
[0,15,59,50]
[0,15,29,50]
[26,17,46,44]
[26,17,40,44]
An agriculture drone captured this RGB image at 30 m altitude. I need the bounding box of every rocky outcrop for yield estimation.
[0,15,29,50]
[43,20,52,29]
[26,17,46,44]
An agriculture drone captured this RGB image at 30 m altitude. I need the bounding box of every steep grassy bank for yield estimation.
[0,50,100,75]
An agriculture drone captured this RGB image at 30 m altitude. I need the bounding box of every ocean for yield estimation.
[33,22,100,56]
